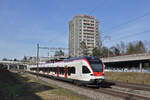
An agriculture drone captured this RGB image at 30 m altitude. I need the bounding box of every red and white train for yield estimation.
[28,56,105,86]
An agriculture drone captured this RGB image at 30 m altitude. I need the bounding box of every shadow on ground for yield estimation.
[100,80,115,88]
[0,69,55,100]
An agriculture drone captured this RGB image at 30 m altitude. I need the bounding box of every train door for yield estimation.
[75,62,82,80]
[57,66,59,77]
[64,66,68,78]
[47,68,50,75]
[81,66,91,81]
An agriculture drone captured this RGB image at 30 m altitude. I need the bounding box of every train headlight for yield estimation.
[90,74,94,76]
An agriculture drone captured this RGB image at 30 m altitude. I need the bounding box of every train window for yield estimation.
[51,67,54,72]
[47,68,50,72]
[34,68,37,71]
[68,67,75,75]
[59,67,61,74]
[71,67,75,74]
[54,67,56,74]
[87,57,103,72]
[62,67,64,75]
[51,67,56,72]
[59,67,64,75]
[50,68,52,72]
[68,67,71,76]
[82,66,90,74]
[43,68,46,72]
[39,68,42,71]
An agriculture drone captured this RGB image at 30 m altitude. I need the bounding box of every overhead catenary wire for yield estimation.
[102,11,150,34]
[104,29,150,43]
[101,11,150,45]
[80,2,150,48]
[88,1,150,38]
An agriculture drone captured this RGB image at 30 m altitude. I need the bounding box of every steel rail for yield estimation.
[95,88,150,100]
[26,71,150,100]
[106,80,150,92]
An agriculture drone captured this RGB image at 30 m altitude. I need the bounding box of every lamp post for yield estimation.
[37,43,39,78]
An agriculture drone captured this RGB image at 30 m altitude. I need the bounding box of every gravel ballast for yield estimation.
[26,73,123,100]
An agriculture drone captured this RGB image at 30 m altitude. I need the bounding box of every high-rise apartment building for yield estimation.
[69,14,101,57]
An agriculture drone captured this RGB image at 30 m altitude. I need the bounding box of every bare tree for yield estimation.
[135,40,146,53]
[110,46,120,56]
[120,41,126,55]
[100,46,110,57]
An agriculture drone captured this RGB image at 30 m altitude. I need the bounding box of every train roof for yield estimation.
[64,56,100,62]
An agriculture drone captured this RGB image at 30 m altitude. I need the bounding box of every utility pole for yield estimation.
[108,49,110,57]
[37,43,39,78]
[48,48,50,60]
[36,43,68,78]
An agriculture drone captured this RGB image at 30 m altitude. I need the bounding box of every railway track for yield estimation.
[95,88,150,100]
[106,80,150,92]
[24,72,150,100]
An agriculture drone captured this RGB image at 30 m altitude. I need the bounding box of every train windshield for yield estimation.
[87,57,103,72]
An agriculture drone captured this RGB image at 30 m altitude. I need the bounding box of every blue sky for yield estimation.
[0,0,150,59]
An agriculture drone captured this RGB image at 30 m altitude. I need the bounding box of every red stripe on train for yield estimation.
[83,58,104,76]
[57,66,59,77]
[93,72,103,76]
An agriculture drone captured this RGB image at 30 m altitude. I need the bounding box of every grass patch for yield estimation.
[25,74,88,100]
[0,70,88,100]
[105,72,150,85]
[0,70,42,100]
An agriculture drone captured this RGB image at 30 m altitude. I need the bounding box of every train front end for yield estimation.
[84,57,104,85]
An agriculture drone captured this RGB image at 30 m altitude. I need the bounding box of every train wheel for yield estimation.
[76,81,79,86]
[73,80,75,84]
[73,80,77,85]
[51,76,54,80]
[74,80,78,86]
[96,84,100,88]
[76,81,81,86]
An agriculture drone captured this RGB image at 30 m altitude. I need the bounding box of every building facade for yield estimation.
[69,14,101,57]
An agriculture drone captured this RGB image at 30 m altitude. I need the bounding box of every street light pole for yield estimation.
[37,43,39,78]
